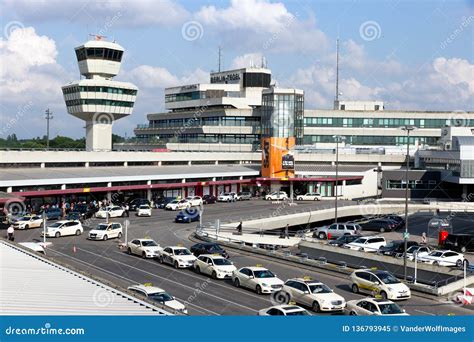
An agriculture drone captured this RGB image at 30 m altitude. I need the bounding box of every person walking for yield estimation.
[125,203,130,217]
[236,221,242,235]
[7,226,14,241]
[285,224,290,239]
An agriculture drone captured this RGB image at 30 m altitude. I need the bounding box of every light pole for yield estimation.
[333,135,345,224]
[400,125,416,280]
[45,109,53,149]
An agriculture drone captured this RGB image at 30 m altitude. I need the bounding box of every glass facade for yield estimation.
[63,85,137,96]
[303,135,439,145]
[66,99,135,107]
[145,116,260,129]
[75,47,123,62]
[304,117,459,128]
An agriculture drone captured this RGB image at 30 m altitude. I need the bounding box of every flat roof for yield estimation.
[0,241,170,315]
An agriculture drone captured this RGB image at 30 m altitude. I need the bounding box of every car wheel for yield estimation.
[174,261,179,269]
[25,225,29,229]
[127,248,132,255]
[380,291,388,300]
[350,311,357,316]
[352,284,359,294]
[297,197,302,201]
[234,278,240,287]
[55,232,60,238]
[433,261,439,266]
[380,227,386,233]
[256,285,262,295]
[359,247,364,252]
[118,232,122,239]
[142,252,147,258]
[456,259,463,268]
[314,198,318,201]
[75,229,81,236]
[103,235,108,241]
[318,232,326,240]
[195,266,200,274]
[211,271,217,279]
[312,301,321,313]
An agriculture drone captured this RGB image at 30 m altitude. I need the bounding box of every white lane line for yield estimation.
[74,247,258,313]
[413,309,436,316]
[47,248,218,316]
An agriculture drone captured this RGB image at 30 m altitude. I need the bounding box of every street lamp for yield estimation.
[333,135,346,224]
[400,125,416,280]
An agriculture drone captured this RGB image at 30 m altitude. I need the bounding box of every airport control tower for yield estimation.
[62,36,138,151]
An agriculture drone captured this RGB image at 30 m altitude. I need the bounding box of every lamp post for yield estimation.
[333,135,345,224]
[400,125,416,280]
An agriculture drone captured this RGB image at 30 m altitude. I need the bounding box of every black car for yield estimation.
[443,234,474,253]
[175,210,200,223]
[202,195,216,204]
[190,242,228,258]
[328,234,362,247]
[377,240,419,257]
[155,197,175,209]
[359,218,399,233]
[74,204,97,219]
[128,198,150,211]
[384,215,405,229]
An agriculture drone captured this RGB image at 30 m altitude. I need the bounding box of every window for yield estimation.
[240,268,251,276]
[355,272,371,281]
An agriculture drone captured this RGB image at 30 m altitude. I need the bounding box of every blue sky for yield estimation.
[1,0,473,139]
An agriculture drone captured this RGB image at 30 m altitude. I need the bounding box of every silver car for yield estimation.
[313,223,361,240]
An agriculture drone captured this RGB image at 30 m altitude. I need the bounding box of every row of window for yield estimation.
[165,90,242,103]
[136,133,260,145]
[303,135,439,146]
[65,99,135,108]
[304,117,458,128]
[386,180,438,190]
[62,86,137,96]
[75,48,123,62]
[144,117,261,129]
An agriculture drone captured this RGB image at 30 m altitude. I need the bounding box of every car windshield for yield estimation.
[353,238,367,244]
[253,270,275,278]
[48,222,62,228]
[149,292,174,302]
[18,217,32,221]
[430,251,443,257]
[139,205,149,209]
[406,246,418,253]
[378,303,404,315]
[174,249,191,256]
[169,200,179,204]
[377,272,400,284]
[309,283,333,294]
[222,193,230,196]
[207,245,223,252]
[384,241,401,248]
[286,310,310,316]
[142,241,158,247]
[213,258,232,266]
[96,224,108,231]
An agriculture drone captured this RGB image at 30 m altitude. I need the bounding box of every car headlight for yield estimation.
[262,283,268,287]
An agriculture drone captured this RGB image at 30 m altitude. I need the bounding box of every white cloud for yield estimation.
[433,57,474,94]
[124,65,208,89]
[231,53,264,69]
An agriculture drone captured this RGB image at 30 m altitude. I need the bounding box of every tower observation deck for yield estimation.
[61,36,138,151]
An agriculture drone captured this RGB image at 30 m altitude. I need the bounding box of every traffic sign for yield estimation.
[403,232,410,239]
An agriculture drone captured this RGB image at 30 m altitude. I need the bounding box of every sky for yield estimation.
[0,0,473,139]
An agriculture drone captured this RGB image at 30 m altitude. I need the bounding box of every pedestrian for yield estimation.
[7,226,14,241]
[125,203,129,217]
[236,221,242,235]
[285,224,290,239]
[421,232,427,245]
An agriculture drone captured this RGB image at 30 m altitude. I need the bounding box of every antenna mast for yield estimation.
[218,46,222,72]
[335,38,340,103]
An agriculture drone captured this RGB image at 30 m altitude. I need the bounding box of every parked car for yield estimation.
[265,191,288,201]
[350,269,411,300]
[41,220,83,238]
[218,192,237,202]
[443,234,474,253]
[296,193,322,201]
[155,197,175,209]
[232,266,284,294]
[193,254,237,279]
[127,239,163,258]
[175,210,200,223]
[74,203,97,219]
[258,305,310,316]
[12,215,43,230]
[404,245,432,261]
[41,208,62,220]
[158,246,197,268]
[328,234,362,247]
[313,223,361,240]
[190,242,228,258]
[88,222,122,241]
[165,199,190,211]
[384,215,405,229]
[344,236,387,252]
[359,218,399,233]
[377,240,419,257]
[128,198,150,211]
[346,298,408,316]
[128,284,187,314]
[137,204,152,217]
[419,250,466,267]
[202,195,217,204]
[185,196,203,206]
[236,192,252,201]
[95,206,125,218]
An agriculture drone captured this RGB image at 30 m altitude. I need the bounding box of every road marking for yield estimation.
[46,247,219,315]
[70,246,259,313]
[413,309,436,316]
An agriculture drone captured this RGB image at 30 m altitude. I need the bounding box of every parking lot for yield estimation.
[3,199,473,316]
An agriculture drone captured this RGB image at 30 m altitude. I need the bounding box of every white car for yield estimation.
[165,199,190,211]
[127,239,163,258]
[350,269,411,300]
[185,196,203,206]
[282,278,346,312]
[128,284,187,314]
[405,245,432,261]
[232,266,284,294]
[346,298,409,316]
[419,250,466,267]
[137,204,152,217]
[12,215,43,229]
[88,222,122,241]
[95,206,125,218]
[344,236,386,252]
[193,254,237,279]
[258,305,310,316]
[41,220,83,238]
[296,193,322,201]
[265,191,288,201]
[217,192,236,202]
[158,246,197,268]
